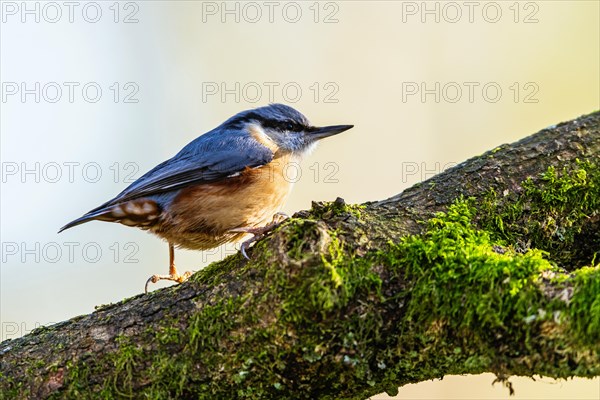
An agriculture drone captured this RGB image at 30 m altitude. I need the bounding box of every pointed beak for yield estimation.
[309,124,354,140]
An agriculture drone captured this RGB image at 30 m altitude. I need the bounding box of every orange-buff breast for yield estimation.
[151,154,296,250]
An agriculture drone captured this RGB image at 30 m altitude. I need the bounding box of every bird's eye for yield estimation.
[285,123,294,131]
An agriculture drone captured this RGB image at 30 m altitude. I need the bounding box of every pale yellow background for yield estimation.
[1,1,598,399]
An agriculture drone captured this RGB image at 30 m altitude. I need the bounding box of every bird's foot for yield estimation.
[230,212,289,260]
[145,269,192,294]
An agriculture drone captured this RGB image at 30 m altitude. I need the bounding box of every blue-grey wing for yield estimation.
[102,130,274,206]
[59,129,274,232]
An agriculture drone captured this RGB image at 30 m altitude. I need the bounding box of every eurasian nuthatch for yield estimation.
[59,104,353,292]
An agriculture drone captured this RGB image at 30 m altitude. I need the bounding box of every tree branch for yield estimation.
[1,112,599,399]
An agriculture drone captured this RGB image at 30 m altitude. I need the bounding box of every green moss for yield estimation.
[189,251,241,285]
[60,361,92,399]
[479,159,599,267]
[356,199,599,394]
[309,197,365,220]
[400,201,553,335]
[0,374,23,400]
[568,265,600,345]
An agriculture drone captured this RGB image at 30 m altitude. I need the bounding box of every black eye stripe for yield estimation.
[263,120,303,132]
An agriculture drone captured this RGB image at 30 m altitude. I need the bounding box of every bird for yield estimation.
[59,104,353,293]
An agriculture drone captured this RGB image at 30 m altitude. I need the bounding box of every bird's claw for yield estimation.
[231,227,267,260]
[144,270,192,294]
[240,241,251,260]
[231,213,289,260]
[272,211,289,222]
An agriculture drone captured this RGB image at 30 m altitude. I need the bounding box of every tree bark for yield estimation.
[1,112,599,400]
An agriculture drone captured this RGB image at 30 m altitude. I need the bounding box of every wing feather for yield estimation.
[113,149,271,204]
[63,129,275,228]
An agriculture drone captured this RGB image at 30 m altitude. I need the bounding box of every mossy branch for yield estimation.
[1,112,599,399]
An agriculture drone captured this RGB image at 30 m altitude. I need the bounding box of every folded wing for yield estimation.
[59,130,274,232]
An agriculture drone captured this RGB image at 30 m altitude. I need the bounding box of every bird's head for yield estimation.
[223,103,353,155]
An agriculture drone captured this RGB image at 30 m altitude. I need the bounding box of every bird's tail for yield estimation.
[59,199,161,233]
[58,208,113,233]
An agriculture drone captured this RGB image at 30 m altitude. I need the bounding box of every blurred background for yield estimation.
[1,1,598,398]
